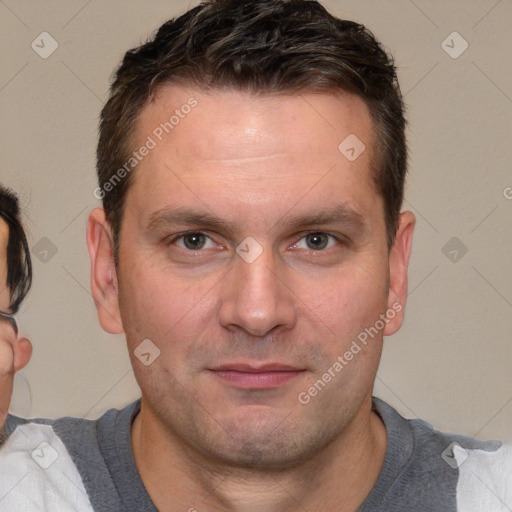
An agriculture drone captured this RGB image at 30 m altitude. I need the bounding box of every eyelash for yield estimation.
[167,231,344,253]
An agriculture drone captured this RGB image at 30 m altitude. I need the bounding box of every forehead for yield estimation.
[126,85,380,226]
[138,85,375,162]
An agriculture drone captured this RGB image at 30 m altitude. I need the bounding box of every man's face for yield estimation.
[112,86,407,468]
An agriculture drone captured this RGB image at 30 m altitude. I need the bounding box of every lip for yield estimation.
[208,363,306,389]
[211,363,303,372]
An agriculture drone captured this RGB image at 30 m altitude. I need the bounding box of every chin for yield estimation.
[197,412,335,471]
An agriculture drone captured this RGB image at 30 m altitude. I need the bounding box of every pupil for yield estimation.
[307,233,327,250]
[184,234,205,250]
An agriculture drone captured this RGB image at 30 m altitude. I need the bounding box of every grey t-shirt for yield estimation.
[1,398,510,511]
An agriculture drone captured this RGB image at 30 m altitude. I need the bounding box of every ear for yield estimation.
[13,336,32,372]
[86,208,124,334]
[0,336,31,427]
[384,211,415,336]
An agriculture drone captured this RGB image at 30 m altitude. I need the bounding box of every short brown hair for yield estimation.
[97,0,407,253]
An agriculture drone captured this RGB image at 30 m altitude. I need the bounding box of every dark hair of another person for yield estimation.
[97,0,407,257]
[0,186,32,313]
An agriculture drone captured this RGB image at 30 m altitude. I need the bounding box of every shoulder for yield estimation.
[1,401,141,512]
[407,420,512,510]
[0,422,94,511]
[455,441,512,511]
[375,398,512,510]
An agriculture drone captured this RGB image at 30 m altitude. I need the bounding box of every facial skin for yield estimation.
[88,86,415,511]
[0,218,32,431]
[0,219,9,311]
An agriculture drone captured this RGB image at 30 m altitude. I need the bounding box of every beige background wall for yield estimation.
[1,0,511,441]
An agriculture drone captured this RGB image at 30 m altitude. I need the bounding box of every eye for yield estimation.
[293,232,339,251]
[174,232,216,251]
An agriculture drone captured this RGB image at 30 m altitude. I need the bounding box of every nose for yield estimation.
[218,247,297,337]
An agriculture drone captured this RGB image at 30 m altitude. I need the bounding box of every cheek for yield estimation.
[118,256,219,352]
[296,264,388,401]
[296,259,389,344]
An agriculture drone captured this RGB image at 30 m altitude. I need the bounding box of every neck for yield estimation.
[131,397,386,512]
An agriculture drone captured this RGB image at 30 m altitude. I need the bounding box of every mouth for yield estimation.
[208,363,306,390]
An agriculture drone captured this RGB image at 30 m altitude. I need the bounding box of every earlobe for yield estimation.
[86,208,124,334]
[384,211,415,336]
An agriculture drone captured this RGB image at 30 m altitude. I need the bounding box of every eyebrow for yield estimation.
[145,203,368,235]
[146,208,236,235]
[281,204,368,233]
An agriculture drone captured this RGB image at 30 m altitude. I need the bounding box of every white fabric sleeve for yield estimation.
[0,423,94,512]
[456,442,512,511]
